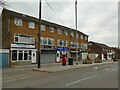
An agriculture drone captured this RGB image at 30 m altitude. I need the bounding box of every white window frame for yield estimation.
[41,24,46,31]
[64,31,68,36]
[76,33,79,38]
[85,36,87,40]
[15,18,22,26]
[81,35,83,39]
[41,37,54,46]
[70,32,74,37]
[58,28,62,34]
[14,33,34,44]
[28,21,35,29]
[50,27,54,33]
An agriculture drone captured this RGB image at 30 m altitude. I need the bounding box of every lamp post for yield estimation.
[75,0,78,65]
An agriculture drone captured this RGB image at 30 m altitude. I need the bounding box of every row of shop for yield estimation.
[1,47,88,67]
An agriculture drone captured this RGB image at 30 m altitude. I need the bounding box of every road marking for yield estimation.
[65,75,97,87]
[3,76,31,83]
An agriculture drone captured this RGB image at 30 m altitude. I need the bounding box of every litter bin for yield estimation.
[68,58,73,65]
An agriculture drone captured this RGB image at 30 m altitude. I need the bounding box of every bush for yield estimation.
[94,56,102,63]
[82,56,92,64]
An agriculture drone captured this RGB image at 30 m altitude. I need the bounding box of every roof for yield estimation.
[2,9,88,37]
[89,41,110,49]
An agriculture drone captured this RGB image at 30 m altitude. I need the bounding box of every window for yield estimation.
[70,32,74,37]
[15,18,22,26]
[70,41,74,47]
[63,40,68,47]
[41,37,54,46]
[43,38,47,45]
[75,42,79,48]
[81,35,83,39]
[64,31,68,36]
[58,28,62,34]
[58,39,68,47]
[12,50,17,61]
[28,21,35,29]
[50,27,54,33]
[76,33,79,38]
[41,24,45,31]
[24,51,28,60]
[14,34,34,44]
[48,38,54,46]
[85,36,87,40]
[18,51,23,60]
[58,40,62,46]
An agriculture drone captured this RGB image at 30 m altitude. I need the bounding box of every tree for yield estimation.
[0,0,8,8]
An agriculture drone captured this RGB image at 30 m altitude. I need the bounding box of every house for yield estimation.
[2,9,88,66]
[88,41,112,60]
[111,47,120,60]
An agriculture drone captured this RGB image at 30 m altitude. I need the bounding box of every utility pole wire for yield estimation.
[44,0,64,24]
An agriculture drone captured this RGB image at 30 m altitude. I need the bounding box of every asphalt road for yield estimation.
[2,62,118,88]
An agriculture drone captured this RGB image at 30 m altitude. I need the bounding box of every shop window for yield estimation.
[29,51,32,60]
[18,51,23,60]
[12,50,17,61]
[24,51,28,60]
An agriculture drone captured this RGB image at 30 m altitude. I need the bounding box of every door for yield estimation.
[31,52,36,63]
[0,53,9,68]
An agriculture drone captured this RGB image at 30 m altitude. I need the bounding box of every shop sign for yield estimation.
[11,44,35,48]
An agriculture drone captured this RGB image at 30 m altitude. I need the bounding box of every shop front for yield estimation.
[56,47,69,63]
[10,44,37,66]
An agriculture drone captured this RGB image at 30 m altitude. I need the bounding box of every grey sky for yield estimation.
[0,0,118,47]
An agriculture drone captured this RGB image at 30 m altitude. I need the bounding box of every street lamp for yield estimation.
[75,0,78,65]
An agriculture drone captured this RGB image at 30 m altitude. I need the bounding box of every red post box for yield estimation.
[62,54,66,66]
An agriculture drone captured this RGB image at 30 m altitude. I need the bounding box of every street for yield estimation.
[2,62,118,88]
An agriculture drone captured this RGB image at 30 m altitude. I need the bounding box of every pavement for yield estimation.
[32,59,117,73]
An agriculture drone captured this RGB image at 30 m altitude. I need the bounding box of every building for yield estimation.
[88,41,112,60]
[2,9,88,66]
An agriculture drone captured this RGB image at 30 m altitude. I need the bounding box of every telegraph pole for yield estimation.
[75,0,78,65]
[37,0,42,68]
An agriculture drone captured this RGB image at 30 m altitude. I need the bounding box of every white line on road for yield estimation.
[3,77,31,83]
[65,75,97,87]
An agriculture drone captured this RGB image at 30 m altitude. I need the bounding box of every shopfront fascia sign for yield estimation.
[11,43,35,48]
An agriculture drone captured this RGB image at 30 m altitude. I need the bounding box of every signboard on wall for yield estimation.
[11,44,35,48]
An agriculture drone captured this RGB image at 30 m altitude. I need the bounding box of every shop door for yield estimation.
[31,52,36,63]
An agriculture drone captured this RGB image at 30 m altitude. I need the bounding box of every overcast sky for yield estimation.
[0,0,119,47]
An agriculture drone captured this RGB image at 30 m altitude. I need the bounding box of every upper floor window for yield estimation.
[41,24,46,31]
[14,33,34,44]
[85,36,88,40]
[70,32,74,37]
[15,18,22,26]
[58,28,62,34]
[76,33,79,38]
[28,21,35,29]
[50,27,54,33]
[41,37,54,46]
[58,39,68,47]
[64,31,68,36]
[81,34,83,39]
